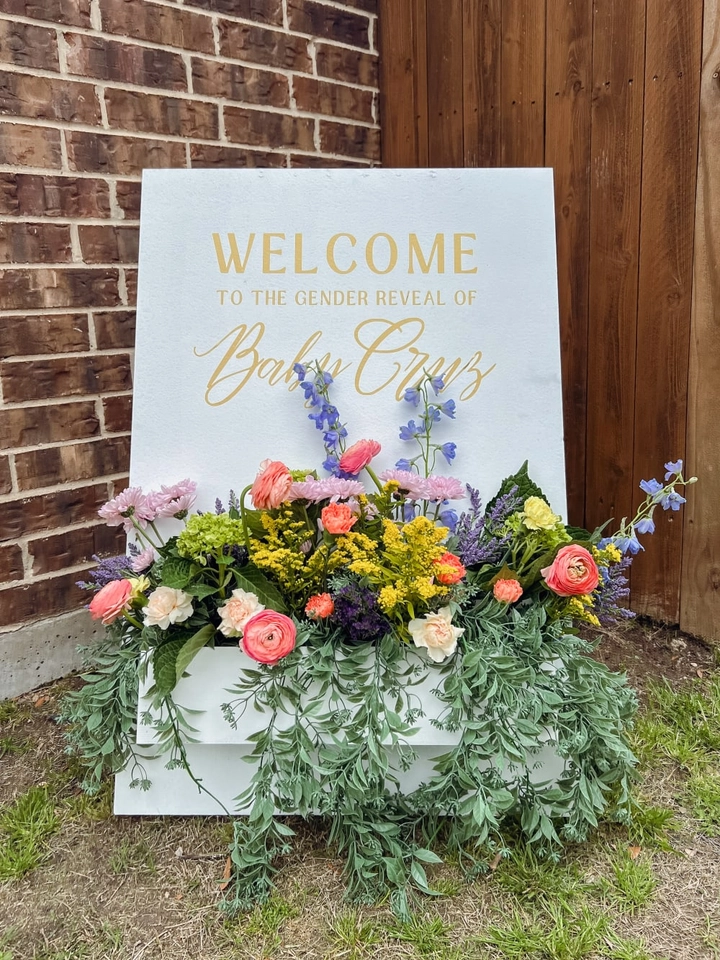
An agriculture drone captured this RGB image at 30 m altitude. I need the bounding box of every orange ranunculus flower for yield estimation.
[305,593,334,619]
[321,502,357,535]
[250,459,293,509]
[433,552,466,585]
[88,579,132,625]
[338,439,381,476]
[541,545,599,597]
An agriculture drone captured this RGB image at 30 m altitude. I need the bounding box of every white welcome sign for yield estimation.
[129,168,565,514]
[116,168,566,815]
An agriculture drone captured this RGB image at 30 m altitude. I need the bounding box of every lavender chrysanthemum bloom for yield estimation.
[76,553,133,591]
[594,555,635,625]
[131,547,155,573]
[378,469,428,499]
[288,476,365,503]
[98,486,155,533]
[422,475,465,502]
[332,582,392,645]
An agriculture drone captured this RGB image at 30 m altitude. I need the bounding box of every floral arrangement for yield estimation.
[62,364,695,916]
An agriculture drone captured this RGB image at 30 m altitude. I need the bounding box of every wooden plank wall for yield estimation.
[378,0,718,637]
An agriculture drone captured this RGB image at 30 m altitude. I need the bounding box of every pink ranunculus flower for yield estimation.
[250,460,293,509]
[408,606,464,663]
[242,611,296,664]
[338,439,381,476]
[305,593,334,619]
[217,589,265,638]
[493,578,523,603]
[321,502,357,535]
[143,586,194,630]
[541,545,599,597]
[88,579,133,625]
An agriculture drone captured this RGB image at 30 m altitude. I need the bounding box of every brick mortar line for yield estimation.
[0,260,137,269]
[1,428,131,457]
[0,393,132,414]
[16,515,121,547]
[0,475,127,506]
[0,112,380,142]
[0,305,136,317]
[0,217,141,227]
[2,348,131,363]
[0,14,377,71]
[0,55,379,95]
[0,558,108,589]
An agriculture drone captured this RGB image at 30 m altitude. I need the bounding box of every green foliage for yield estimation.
[632,675,720,771]
[626,799,677,851]
[220,608,637,916]
[478,904,609,960]
[686,771,720,835]
[386,915,452,955]
[59,624,150,793]
[0,786,60,881]
[493,847,590,909]
[234,562,288,613]
[599,850,657,914]
[486,461,546,515]
[175,623,217,684]
[327,910,381,959]
[243,892,299,940]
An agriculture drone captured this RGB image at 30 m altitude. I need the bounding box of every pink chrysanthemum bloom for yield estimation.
[422,476,466,502]
[151,480,198,519]
[379,469,428,500]
[289,477,365,503]
[98,486,155,532]
[130,547,156,573]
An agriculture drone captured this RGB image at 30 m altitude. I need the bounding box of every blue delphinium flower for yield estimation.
[660,491,686,511]
[403,387,421,406]
[635,516,655,535]
[399,420,422,441]
[439,506,458,532]
[440,442,457,464]
[615,530,644,555]
[430,375,444,395]
[395,458,413,471]
[437,399,456,419]
[293,363,307,379]
[664,459,683,480]
[639,478,663,496]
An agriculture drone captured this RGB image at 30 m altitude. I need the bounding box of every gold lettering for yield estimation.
[262,233,286,274]
[366,233,398,275]
[212,233,255,273]
[453,233,478,274]
[354,317,425,395]
[194,323,265,406]
[408,234,445,274]
[327,233,357,274]
[294,233,318,274]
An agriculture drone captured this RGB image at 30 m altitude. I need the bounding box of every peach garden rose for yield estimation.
[408,606,464,663]
[143,586,194,630]
[321,502,358,535]
[218,589,265,638]
[493,578,523,603]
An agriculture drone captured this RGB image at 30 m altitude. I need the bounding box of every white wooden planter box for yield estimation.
[114,647,566,816]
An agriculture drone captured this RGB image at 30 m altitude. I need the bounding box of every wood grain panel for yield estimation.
[426,0,464,165]
[681,0,720,639]
[585,0,646,538]
[632,0,703,620]
[545,0,592,526]
[501,0,546,166]
[462,0,502,167]
[378,0,422,166]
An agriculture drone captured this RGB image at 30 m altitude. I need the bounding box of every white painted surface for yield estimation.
[130,168,566,516]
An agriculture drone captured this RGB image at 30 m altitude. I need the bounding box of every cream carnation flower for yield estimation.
[521,496,560,530]
[217,589,265,638]
[408,606,464,663]
[143,586,194,630]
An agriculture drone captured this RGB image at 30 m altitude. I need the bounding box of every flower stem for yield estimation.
[238,484,254,554]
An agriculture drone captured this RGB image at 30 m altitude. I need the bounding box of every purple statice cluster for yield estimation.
[593,554,635,625]
[293,363,349,476]
[76,551,136,591]
[454,485,522,567]
[331,581,392,645]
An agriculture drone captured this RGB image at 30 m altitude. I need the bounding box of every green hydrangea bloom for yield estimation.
[176,512,246,562]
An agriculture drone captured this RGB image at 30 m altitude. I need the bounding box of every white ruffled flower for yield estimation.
[217,589,265,638]
[143,586,194,630]
[408,606,464,663]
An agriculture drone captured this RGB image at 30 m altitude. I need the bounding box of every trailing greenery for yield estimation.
[217,605,637,917]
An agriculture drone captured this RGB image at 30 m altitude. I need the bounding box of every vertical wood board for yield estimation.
[681,0,720,640]
[545,0,593,526]
[462,0,502,167]
[501,0,547,166]
[378,0,420,166]
[632,0,703,620]
[426,0,464,165]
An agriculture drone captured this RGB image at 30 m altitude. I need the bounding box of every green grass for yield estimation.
[598,850,657,915]
[477,904,609,960]
[218,891,300,951]
[493,847,590,909]
[633,675,720,771]
[387,915,453,955]
[604,935,660,960]
[686,770,720,836]
[0,785,60,881]
[626,799,678,851]
[327,909,381,958]
[108,837,156,875]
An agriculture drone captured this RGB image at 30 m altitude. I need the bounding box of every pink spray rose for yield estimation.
[541,545,599,597]
[242,611,297,664]
[338,439,381,476]
[88,579,133,625]
[217,589,265,637]
[321,502,358,535]
[493,578,524,603]
[250,460,293,509]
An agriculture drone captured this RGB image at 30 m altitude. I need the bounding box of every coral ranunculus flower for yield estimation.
[250,459,293,509]
[493,578,523,603]
[242,611,296,664]
[305,593,334,619]
[321,502,358,535]
[541,545,599,597]
[338,439,381,476]
[433,552,466,585]
[88,579,133,625]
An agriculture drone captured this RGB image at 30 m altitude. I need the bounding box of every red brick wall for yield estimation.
[0,0,380,630]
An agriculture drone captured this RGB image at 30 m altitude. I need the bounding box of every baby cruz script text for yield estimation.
[195,232,495,407]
